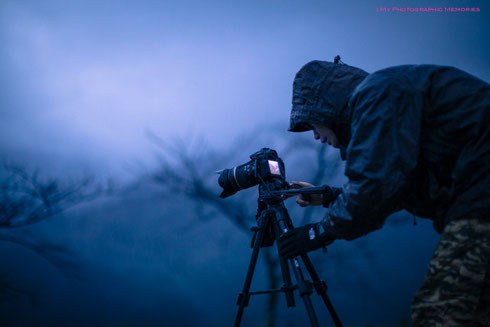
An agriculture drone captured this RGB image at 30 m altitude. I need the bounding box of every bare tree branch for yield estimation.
[147,129,340,327]
[0,273,35,304]
[147,127,412,326]
[0,163,110,302]
[0,231,80,272]
[0,164,106,228]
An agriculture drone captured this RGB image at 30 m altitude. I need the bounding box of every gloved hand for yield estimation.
[278,223,334,259]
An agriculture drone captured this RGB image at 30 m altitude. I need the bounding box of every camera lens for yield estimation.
[218,162,258,198]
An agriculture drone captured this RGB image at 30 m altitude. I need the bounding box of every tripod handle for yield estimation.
[272,186,329,197]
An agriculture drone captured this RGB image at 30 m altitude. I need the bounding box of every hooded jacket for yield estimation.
[289,61,490,239]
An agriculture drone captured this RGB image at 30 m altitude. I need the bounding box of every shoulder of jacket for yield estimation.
[351,64,442,100]
[358,65,415,89]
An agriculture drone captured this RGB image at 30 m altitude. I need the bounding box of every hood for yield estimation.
[288,60,369,151]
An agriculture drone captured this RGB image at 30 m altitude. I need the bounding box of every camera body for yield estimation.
[218,148,286,198]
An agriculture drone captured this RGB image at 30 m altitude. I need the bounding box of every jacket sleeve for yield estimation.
[321,72,423,240]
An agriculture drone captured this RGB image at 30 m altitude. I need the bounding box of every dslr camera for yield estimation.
[218,148,286,198]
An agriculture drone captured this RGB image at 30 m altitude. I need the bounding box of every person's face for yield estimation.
[311,123,339,148]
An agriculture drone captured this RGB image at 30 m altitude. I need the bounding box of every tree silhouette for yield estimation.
[0,163,106,301]
[0,164,103,228]
[147,126,414,326]
[145,126,344,327]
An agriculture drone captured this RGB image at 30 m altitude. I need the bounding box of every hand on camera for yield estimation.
[287,181,323,207]
[278,223,334,259]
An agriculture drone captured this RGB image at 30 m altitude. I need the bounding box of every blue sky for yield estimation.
[1,0,489,174]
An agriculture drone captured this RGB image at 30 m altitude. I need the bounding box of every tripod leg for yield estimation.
[300,254,344,327]
[272,221,295,307]
[289,258,320,327]
[234,214,269,327]
[275,204,320,327]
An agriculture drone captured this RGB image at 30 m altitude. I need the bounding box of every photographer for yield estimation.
[278,60,490,326]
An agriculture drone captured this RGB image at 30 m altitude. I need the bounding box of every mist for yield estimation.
[1,0,488,326]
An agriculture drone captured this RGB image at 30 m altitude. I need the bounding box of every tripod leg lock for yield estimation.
[297,280,314,297]
[237,293,251,307]
[314,280,328,295]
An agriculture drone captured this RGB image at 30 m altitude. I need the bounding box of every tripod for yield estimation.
[234,184,343,327]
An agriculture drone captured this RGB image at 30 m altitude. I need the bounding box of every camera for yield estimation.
[218,148,286,198]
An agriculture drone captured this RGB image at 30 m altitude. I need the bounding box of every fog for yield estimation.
[1,0,488,326]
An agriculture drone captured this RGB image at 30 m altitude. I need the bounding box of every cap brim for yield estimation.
[288,122,313,132]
